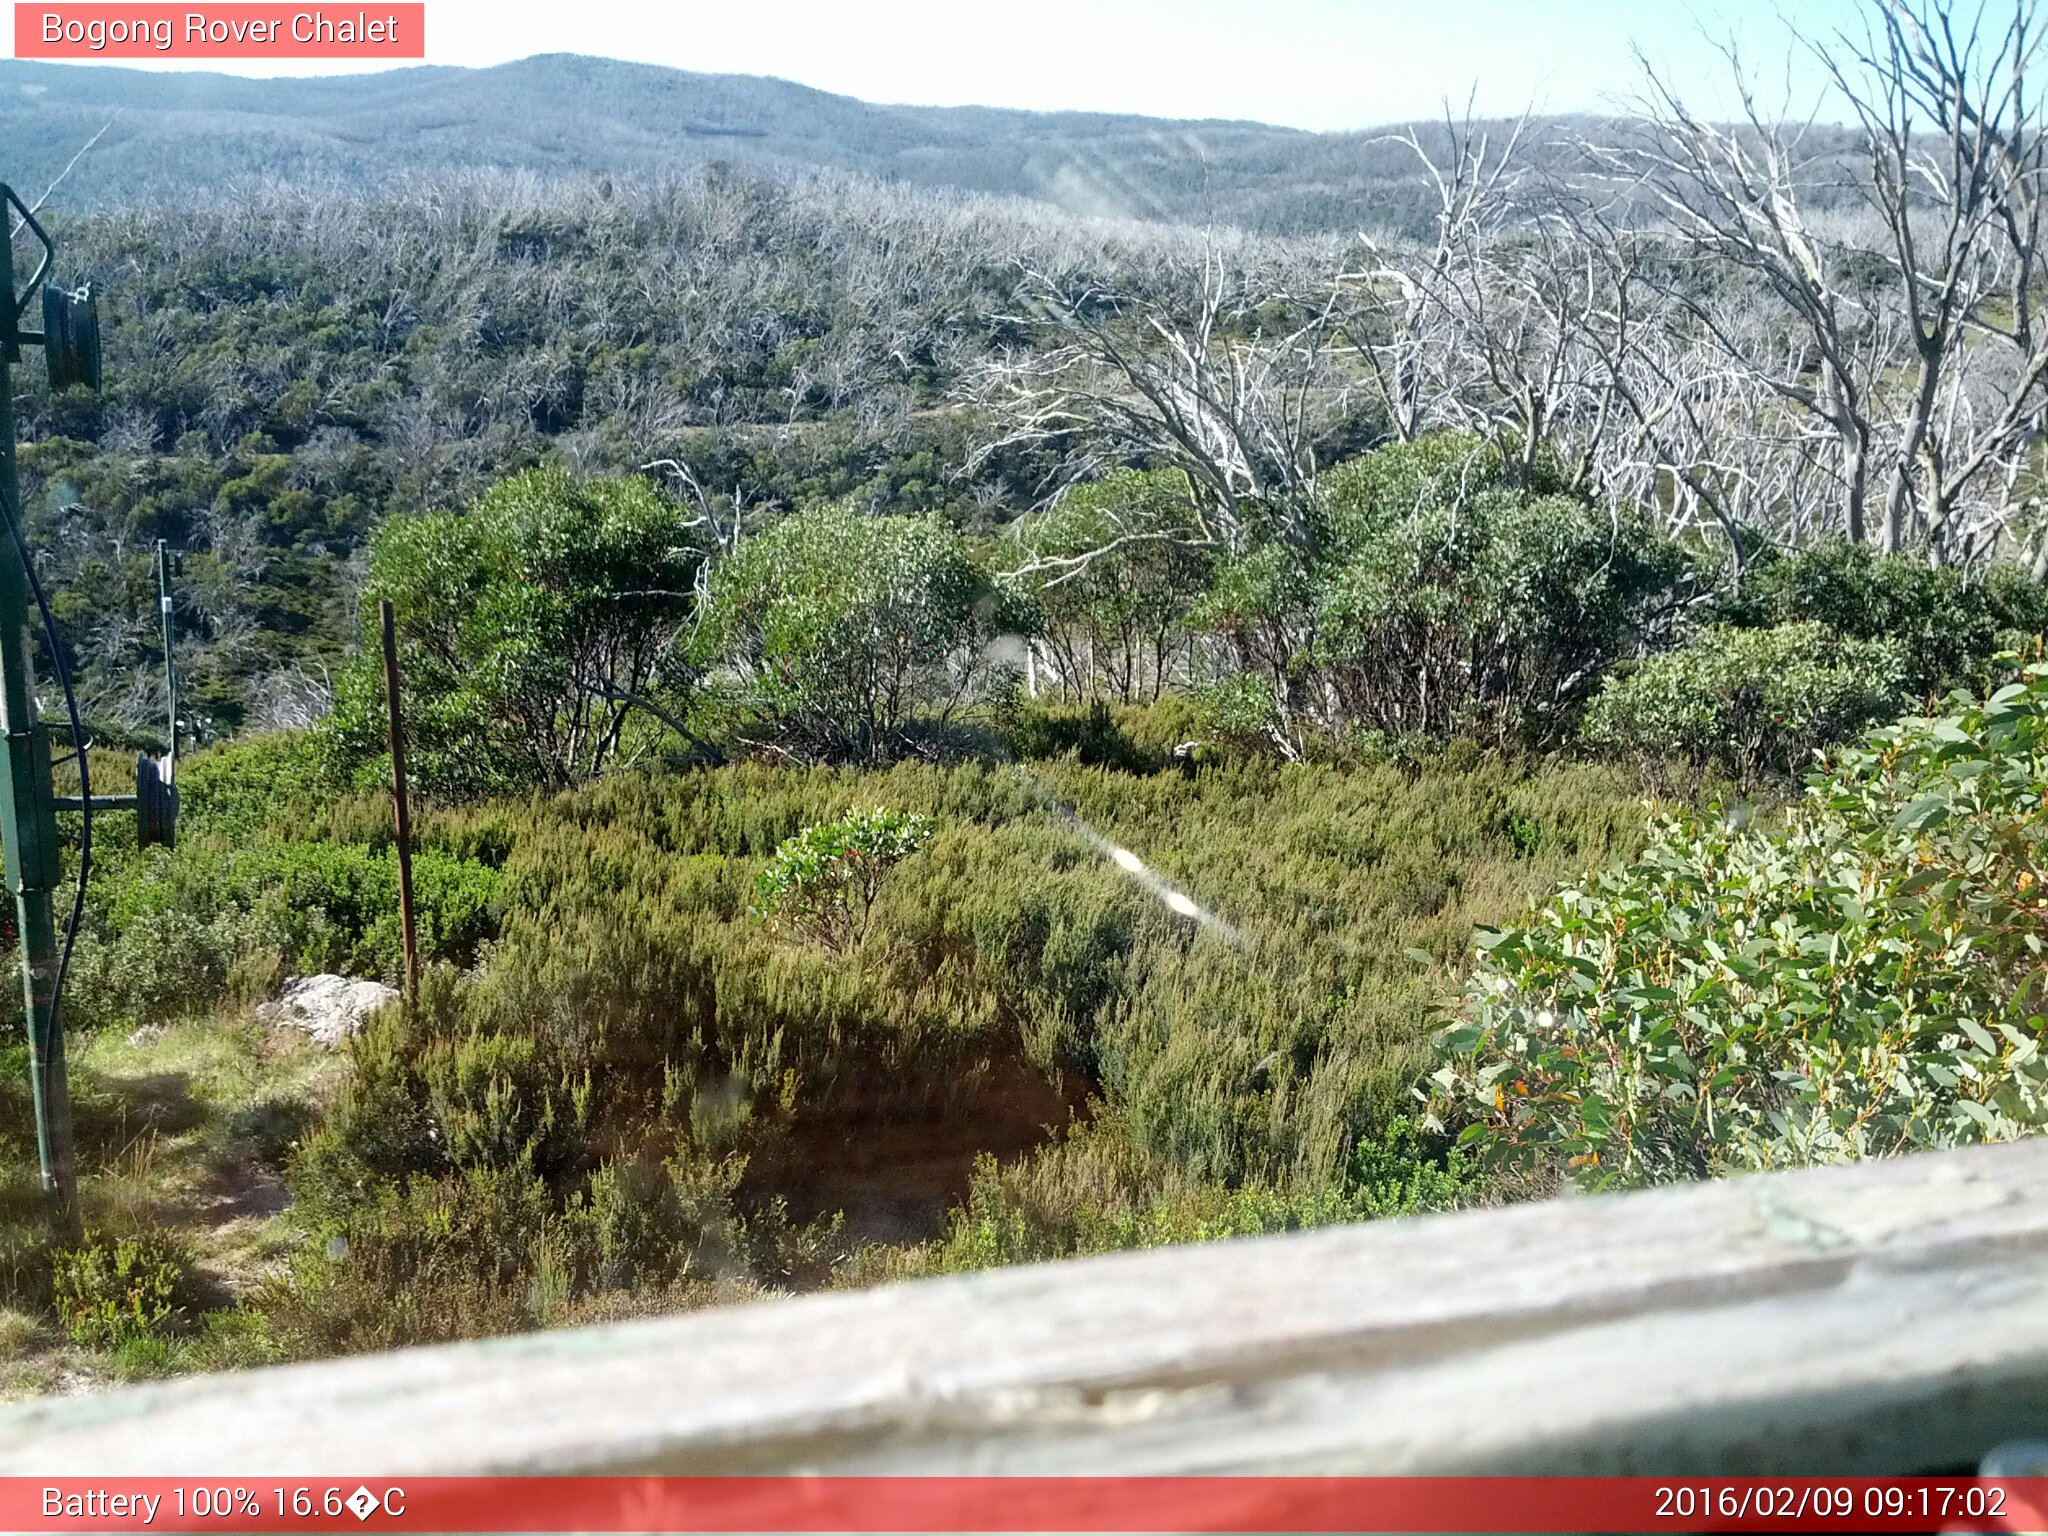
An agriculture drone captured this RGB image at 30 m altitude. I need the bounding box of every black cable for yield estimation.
[0,473,90,1042]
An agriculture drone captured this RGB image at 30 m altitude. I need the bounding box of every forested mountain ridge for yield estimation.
[0,54,1840,234]
[1,54,1326,228]
[12,171,1246,736]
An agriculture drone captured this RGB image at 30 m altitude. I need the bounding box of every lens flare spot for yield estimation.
[1110,847,1145,874]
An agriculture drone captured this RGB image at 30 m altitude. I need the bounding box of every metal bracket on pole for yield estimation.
[58,543,181,845]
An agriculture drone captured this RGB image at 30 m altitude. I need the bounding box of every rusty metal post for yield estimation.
[379,599,419,1000]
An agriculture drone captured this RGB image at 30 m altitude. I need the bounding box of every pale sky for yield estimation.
[36,0,1873,130]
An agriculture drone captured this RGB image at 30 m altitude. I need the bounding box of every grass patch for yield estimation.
[0,1017,339,1392]
[5,726,1696,1376]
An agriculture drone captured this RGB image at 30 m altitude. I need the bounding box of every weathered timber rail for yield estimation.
[4,1140,2046,1476]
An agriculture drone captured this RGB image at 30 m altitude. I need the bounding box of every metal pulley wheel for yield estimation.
[135,751,176,849]
[41,283,101,392]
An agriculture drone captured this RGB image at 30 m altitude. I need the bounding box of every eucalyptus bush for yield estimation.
[752,807,935,952]
[1315,488,1691,743]
[1724,540,2048,697]
[999,468,1213,705]
[1583,622,1907,784]
[1433,667,2048,1188]
[705,506,1015,763]
[1189,435,1695,755]
[322,467,707,794]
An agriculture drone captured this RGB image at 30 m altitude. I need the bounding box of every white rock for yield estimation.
[257,973,400,1047]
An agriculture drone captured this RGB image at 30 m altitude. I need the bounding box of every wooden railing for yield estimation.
[5,1140,2047,1476]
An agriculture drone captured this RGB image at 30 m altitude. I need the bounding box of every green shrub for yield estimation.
[51,1230,188,1348]
[63,901,270,1030]
[271,1155,749,1360]
[174,732,330,841]
[1184,542,1319,755]
[58,731,507,1030]
[994,698,1170,773]
[254,747,1650,1349]
[106,1307,279,1381]
[1727,541,2048,696]
[244,843,502,978]
[999,468,1212,705]
[1343,1114,1476,1216]
[1316,484,1693,743]
[1190,673,1287,756]
[752,807,935,952]
[262,1165,547,1355]
[48,719,1656,1355]
[705,506,1019,763]
[1433,666,2048,1189]
[845,1113,1474,1281]
[66,830,502,1023]
[1317,433,1570,550]
[1183,434,1692,753]
[1583,622,1907,783]
[320,466,707,794]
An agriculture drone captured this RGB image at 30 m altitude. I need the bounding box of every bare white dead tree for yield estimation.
[1613,42,1892,548]
[964,237,1344,558]
[1819,0,2048,561]
[1337,105,1529,447]
[1612,1,2048,564]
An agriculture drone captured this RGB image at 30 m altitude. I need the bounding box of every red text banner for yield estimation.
[14,5,424,58]
[6,1476,2048,1533]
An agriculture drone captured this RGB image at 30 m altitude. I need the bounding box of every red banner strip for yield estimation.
[14,5,424,59]
[5,1477,2048,1533]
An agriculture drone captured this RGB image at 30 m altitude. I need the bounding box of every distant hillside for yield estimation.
[1,54,1593,234]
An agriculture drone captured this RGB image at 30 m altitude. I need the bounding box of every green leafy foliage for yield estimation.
[1433,668,2048,1188]
[1724,540,2048,696]
[48,717,1653,1352]
[31,153,2048,1389]
[752,807,935,952]
[1583,622,1908,784]
[11,174,1083,735]
[51,1231,188,1348]
[847,1113,1474,1282]
[991,696,1179,774]
[321,467,706,794]
[62,735,503,1025]
[268,744,1641,1340]
[1319,433,1555,540]
[1187,434,1694,754]
[1314,441,1694,742]
[705,506,1014,762]
[1185,543,1316,749]
[1190,673,1288,756]
[1000,469,1213,704]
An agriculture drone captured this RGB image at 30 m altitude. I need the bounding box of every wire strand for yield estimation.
[8,116,117,237]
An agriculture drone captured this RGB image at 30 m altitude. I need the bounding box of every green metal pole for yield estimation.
[1,201,80,1242]
[157,538,175,767]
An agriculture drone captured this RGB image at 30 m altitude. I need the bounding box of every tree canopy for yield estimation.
[323,467,706,793]
[703,506,1014,764]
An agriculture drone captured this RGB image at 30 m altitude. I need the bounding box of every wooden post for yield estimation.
[379,599,419,1001]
